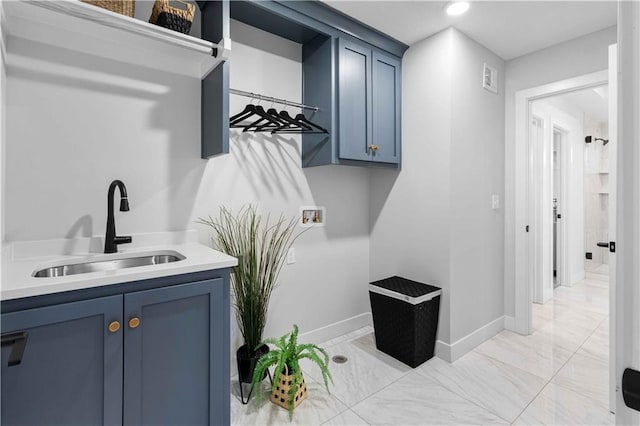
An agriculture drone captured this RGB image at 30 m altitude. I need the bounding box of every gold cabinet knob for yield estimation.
[108,321,121,333]
[128,317,141,329]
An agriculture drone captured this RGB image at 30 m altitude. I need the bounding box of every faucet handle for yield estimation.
[114,236,132,246]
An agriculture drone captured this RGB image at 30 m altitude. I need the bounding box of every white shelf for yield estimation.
[1,0,229,79]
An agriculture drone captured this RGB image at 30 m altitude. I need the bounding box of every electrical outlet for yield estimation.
[287,247,296,265]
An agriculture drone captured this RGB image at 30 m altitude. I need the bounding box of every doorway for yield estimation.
[529,84,610,310]
[514,68,615,413]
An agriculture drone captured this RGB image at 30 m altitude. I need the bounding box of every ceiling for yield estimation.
[321,1,617,60]
[553,85,609,122]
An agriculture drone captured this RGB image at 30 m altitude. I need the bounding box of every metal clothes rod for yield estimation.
[230,88,319,112]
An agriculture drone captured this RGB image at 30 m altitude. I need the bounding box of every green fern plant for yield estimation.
[252,325,332,418]
[198,205,302,355]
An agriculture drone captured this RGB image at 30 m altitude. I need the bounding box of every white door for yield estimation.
[615,3,640,422]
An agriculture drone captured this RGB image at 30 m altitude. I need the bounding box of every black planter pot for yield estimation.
[237,343,269,384]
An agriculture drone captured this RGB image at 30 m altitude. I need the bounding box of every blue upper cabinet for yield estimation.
[213,0,407,167]
[337,38,401,166]
[372,51,401,164]
[338,39,373,162]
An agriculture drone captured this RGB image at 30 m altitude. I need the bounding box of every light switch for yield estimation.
[492,194,500,209]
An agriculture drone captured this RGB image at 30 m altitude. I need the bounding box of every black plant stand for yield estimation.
[239,370,272,405]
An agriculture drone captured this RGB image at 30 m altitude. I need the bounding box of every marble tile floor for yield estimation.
[231,274,612,425]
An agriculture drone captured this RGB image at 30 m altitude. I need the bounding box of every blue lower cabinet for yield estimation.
[123,278,229,426]
[1,274,230,426]
[1,295,124,426]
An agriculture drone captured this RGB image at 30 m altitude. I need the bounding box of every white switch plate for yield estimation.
[287,247,296,264]
[492,194,500,209]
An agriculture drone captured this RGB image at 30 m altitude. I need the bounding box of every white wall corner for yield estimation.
[503,315,517,332]
[571,270,586,285]
[435,340,452,362]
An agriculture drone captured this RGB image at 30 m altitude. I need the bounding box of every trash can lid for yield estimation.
[369,276,441,304]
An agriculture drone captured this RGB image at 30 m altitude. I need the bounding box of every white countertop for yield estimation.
[1,231,237,301]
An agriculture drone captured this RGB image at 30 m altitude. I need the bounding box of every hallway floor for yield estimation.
[231,273,612,425]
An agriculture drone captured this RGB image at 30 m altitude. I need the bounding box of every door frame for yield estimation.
[553,126,570,290]
[615,1,640,420]
[513,70,608,335]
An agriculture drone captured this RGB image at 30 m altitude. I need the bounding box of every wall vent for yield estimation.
[483,63,498,94]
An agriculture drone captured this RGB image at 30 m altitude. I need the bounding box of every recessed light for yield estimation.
[445,1,470,16]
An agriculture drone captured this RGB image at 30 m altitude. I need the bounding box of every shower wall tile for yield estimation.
[584,115,609,271]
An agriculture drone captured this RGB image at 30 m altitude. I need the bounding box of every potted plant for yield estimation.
[198,205,302,402]
[252,324,332,418]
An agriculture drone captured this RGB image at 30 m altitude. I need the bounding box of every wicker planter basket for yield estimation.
[270,366,307,410]
[81,0,135,17]
[149,0,195,34]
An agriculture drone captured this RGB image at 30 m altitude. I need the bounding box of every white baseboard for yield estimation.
[231,312,373,380]
[298,312,373,345]
[504,315,517,332]
[436,316,505,362]
[570,270,586,285]
[435,340,452,361]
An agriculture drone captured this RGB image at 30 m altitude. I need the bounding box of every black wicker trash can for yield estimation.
[369,276,442,368]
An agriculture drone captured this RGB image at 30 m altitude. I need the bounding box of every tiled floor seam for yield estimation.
[321,408,369,426]
[331,361,415,410]
[412,365,516,425]
[467,348,549,383]
[510,312,607,423]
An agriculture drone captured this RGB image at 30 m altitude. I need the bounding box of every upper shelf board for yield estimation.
[2,0,229,79]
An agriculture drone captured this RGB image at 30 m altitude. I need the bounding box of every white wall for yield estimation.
[448,29,505,344]
[0,2,6,267]
[4,19,372,346]
[370,27,505,356]
[504,26,616,317]
[370,29,453,342]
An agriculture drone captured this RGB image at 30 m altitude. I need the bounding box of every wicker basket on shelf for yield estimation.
[81,0,135,17]
[149,0,195,35]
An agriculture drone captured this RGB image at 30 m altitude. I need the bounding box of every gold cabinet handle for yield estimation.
[368,145,380,152]
[108,321,121,333]
[128,317,141,329]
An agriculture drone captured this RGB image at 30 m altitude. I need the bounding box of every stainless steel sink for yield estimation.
[33,252,185,278]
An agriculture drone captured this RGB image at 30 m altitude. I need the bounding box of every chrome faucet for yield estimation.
[104,180,132,253]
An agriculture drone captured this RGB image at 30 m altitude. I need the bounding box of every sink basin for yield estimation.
[33,252,185,278]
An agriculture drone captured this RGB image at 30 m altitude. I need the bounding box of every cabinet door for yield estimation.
[123,278,229,426]
[338,38,373,162]
[372,51,401,164]
[1,295,123,426]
